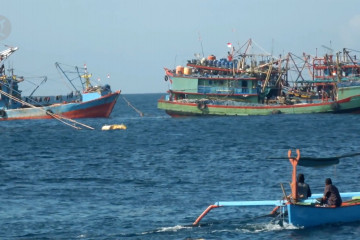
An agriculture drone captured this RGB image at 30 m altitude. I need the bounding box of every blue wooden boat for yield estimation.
[0,47,120,121]
[193,149,360,228]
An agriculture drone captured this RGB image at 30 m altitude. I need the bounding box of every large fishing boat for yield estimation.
[193,149,360,228]
[158,39,360,116]
[0,46,120,121]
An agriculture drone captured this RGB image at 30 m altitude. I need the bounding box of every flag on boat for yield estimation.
[227,43,232,48]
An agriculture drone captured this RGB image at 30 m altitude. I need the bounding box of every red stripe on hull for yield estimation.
[159,97,353,110]
[0,91,120,121]
[62,101,117,119]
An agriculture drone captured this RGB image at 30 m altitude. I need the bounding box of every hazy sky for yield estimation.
[1,0,360,95]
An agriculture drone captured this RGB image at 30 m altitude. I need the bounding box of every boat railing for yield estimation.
[198,86,257,95]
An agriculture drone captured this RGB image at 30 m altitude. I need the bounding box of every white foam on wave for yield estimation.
[156,225,192,232]
[238,221,301,233]
[140,225,192,235]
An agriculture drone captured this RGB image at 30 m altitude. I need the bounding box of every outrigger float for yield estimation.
[193,149,360,228]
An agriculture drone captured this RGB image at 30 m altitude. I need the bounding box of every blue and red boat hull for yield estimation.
[287,202,360,227]
[0,91,120,121]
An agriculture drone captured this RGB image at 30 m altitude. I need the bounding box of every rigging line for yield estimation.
[289,52,307,62]
[250,39,275,58]
[0,80,92,129]
[46,112,81,130]
[48,111,94,130]
[0,80,49,107]
[1,89,85,129]
[121,95,144,117]
[56,62,86,69]
[55,66,74,92]
[233,39,252,57]
[0,89,94,130]
[346,48,360,53]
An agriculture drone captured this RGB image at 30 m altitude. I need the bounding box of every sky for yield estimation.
[1,0,360,95]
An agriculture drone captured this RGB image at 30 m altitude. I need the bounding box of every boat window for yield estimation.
[242,80,248,88]
[198,79,205,85]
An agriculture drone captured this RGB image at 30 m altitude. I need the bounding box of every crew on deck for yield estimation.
[297,173,312,200]
[320,178,342,207]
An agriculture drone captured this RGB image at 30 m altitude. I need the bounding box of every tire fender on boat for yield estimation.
[46,109,54,115]
[331,102,340,111]
[197,101,207,110]
[271,109,281,114]
[164,76,169,81]
[0,109,6,117]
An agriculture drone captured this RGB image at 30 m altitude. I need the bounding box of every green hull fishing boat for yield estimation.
[158,39,360,116]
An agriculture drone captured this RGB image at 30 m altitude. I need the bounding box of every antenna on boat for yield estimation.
[82,64,92,90]
[322,44,333,55]
[198,31,204,57]
[173,55,177,70]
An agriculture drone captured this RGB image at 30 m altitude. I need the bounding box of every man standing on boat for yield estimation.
[321,178,342,207]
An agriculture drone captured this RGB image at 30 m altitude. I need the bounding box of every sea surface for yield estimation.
[1,93,360,240]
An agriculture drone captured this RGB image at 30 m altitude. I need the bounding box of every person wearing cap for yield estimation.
[297,173,312,200]
[322,178,342,207]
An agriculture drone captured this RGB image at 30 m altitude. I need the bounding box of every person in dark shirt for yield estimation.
[297,173,312,200]
[322,178,342,207]
[286,173,311,200]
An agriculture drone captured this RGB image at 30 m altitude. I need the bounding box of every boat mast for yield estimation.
[7,68,14,107]
[82,64,92,90]
[262,59,273,93]
[28,76,47,97]
[336,52,341,82]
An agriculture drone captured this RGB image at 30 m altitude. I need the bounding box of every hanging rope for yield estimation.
[0,89,94,130]
[121,95,144,117]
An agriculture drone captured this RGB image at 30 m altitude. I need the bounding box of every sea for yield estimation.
[1,93,360,240]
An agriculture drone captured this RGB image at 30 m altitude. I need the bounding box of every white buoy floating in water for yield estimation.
[101,124,127,130]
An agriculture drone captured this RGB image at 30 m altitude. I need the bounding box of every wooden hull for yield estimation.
[0,91,120,121]
[158,94,360,116]
[287,203,360,227]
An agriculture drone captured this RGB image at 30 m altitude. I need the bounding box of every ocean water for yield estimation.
[1,93,360,240]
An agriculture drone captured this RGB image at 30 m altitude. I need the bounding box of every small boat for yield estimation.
[0,46,120,121]
[158,39,360,116]
[193,149,360,228]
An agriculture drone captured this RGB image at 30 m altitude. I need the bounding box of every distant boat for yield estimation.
[193,149,360,228]
[0,47,120,121]
[158,39,360,116]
